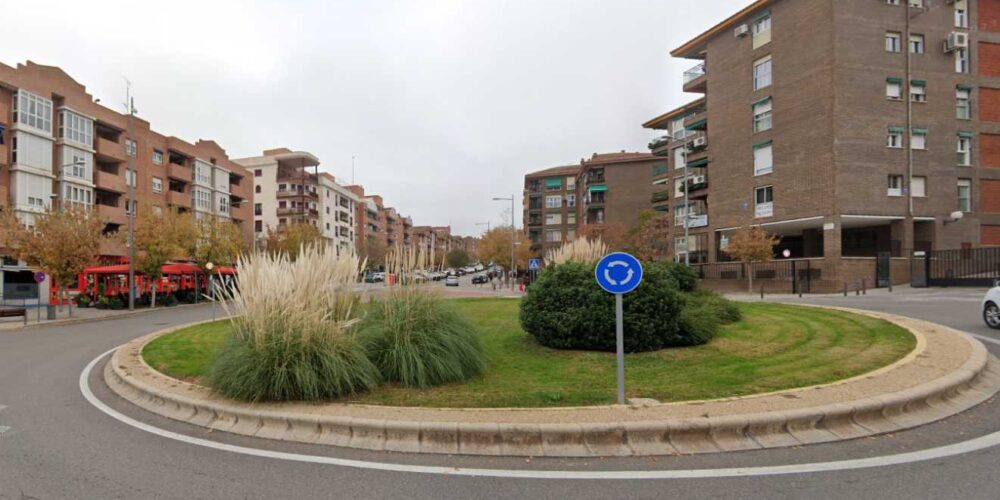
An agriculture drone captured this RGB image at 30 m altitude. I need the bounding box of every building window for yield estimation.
[957,179,971,212]
[888,175,904,196]
[152,176,163,193]
[886,0,900,4]
[13,90,53,134]
[885,32,902,53]
[567,213,576,225]
[255,220,263,232]
[910,0,923,8]
[254,203,262,216]
[955,48,969,73]
[545,230,562,243]
[752,98,772,132]
[566,176,576,190]
[958,136,972,166]
[58,110,93,146]
[752,12,771,49]
[955,0,968,28]
[888,127,904,148]
[910,81,927,102]
[125,200,137,217]
[255,185,261,194]
[886,78,902,100]
[911,128,927,150]
[566,193,576,207]
[912,176,927,198]
[545,195,562,209]
[125,169,137,187]
[957,88,972,119]
[125,139,137,157]
[753,142,773,176]
[754,186,773,218]
[753,55,772,90]
[909,34,924,54]
[545,213,562,225]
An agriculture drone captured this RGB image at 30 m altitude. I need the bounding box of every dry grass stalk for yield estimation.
[545,236,609,266]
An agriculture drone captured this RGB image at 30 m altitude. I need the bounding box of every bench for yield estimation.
[0,307,27,326]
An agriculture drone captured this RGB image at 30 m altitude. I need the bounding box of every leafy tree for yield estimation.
[360,236,387,271]
[577,222,630,252]
[724,226,780,293]
[478,227,532,270]
[135,205,198,307]
[0,206,108,316]
[265,222,324,260]
[446,249,470,269]
[626,210,671,261]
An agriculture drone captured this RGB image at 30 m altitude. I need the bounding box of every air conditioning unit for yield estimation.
[734,24,750,37]
[945,31,969,52]
[691,175,706,186]
[693,136,707,148]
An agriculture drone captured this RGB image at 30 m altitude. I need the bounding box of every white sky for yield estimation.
[1,0,750,236]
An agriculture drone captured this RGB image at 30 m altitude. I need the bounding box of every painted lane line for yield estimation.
[80,348,1000,480]
[972,333,1000,347]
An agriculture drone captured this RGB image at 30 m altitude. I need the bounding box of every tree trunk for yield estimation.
[64,288,72,318]
[747,261,754,295]
[151,286,157,308]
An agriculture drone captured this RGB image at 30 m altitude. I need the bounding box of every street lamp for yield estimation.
[475,221,491,233]
[493,196,515,289]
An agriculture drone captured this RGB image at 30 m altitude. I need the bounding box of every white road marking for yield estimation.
[972,333,1000,346]
[80,347,1000,480]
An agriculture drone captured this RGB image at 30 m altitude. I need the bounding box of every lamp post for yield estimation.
[206,261,216,321]
[475,221,491,233]
[493,196,515,289]
[124,78,137,311]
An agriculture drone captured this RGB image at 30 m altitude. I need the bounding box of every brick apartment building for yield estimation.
[523,152,665,257]
[642,0,997,288]
[0,61,252,298]
[234,148,358,254]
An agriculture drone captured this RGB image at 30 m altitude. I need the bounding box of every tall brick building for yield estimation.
[0,61,252,297]
[643,0,997,286]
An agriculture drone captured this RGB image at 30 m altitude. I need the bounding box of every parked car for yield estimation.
[364,272,383,283]
[471,274,488,285]
[445,275,460,287]
[982,285,1000,329]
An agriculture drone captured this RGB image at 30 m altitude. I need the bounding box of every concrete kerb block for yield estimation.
[314,416,353,447]
[580,423,631,457]
[667,419,719,455]
[382,420,422,453]
[707,415,760,452]
[499,423,544,456]
[539,423,589,457]
[458,422,503,456]
[625,421,676,456]
[419,422,460,455]
[254,412,291,440]
[349,418,387,451]
[744,412,801,448]
[817,403,869,440]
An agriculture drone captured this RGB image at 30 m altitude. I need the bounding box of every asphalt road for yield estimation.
[2,288,1000,499]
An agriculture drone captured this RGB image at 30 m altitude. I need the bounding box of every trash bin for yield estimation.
[46,305,56,320]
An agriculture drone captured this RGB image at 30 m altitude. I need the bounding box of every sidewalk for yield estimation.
[0,302,210,331]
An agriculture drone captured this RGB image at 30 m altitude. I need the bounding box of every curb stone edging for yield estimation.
[104,309,1000,457]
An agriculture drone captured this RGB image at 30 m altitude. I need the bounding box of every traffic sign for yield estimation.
[595,252,643,295]
[528,258,542,271]
[33,272,46,284]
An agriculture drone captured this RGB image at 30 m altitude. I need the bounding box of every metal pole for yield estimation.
[905,1,913,220]
[126,83,136,311]
[615,293,625,405]
[684,151,690,266]
[511,195,516,290]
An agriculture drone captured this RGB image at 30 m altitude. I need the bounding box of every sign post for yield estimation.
[528,258,541,285]
[594,252,643,405]
[34,272,46,323]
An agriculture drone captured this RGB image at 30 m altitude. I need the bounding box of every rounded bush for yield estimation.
[678,302,721,346]
[684,290,743,324]
[662,261,698,292]
[362,291,485,388]
[520,261,703,352]
[207,334,380,402]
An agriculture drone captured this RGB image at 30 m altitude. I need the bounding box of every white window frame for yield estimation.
[888,175,904,197]
[888,130,904,148]
[957,179,972,212]
[911,130,927,150]
[545,195,562,209]
[957,88,971,119]
[544,213,562,226]
[958,137,972,166]
[956,48,969,74]
[752,13,771,49]
[885,32,902,53]
[152,176,163,193]
[754,186,773,218]
[152,149,163,165]
[912,176,927,198]
[887,81,902,100]
[753,143,773,176]
[909,34,924,54]
[753,99,772,132]
[125,139,137,157]
[910,83,926,103]
[58,110,93,147]
[955,0,968,28]
[13,90,53,134]
[753,55,772,91]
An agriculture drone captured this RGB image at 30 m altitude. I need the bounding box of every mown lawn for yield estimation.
[143,299,915,408]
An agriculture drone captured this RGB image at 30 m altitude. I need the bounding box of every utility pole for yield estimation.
[683,149,690,266]
[124,78,137,311]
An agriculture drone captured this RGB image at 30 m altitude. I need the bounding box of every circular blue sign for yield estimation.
[595,252,643,294]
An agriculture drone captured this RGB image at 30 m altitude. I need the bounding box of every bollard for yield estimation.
[889,281,893,293]
[856,281,860,296]
[760,285,764,300]
[843,282,848,297]
[862,278,867,295]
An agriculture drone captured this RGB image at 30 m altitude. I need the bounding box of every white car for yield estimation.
[445,275,459,287]
[983,286,1000,329]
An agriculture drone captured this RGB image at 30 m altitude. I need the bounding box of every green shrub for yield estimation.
[362,289,485,388]
[678,302,721,346]
[108,296,124,310]
[520,261,697,352]
[164,294,179,307]
[662,261,698,292]
[207,334,378,402]
[76,294,91,308]
[684,290,742,324]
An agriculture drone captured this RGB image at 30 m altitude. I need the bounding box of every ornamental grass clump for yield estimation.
[545,237,609,266]
[362,246,485,387]
[208,245,379,402]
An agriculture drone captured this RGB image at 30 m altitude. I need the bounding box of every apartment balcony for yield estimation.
[277,207,319,218]
[167,190,191,208]
[682,62,707,94]
[675,213,709,229]
[683,111,707,132]
[97,203,128,225]
[95,137,127,164]
[527,217,543,227]
[681,173,709,199]
[277,172,318,184]
[586,192,606,206]
[167,162,193,183]
[277,189,319,200]
[94,170,127,194]
[99,238,127,257]
[648,134,673,157]
[651,190,670,204]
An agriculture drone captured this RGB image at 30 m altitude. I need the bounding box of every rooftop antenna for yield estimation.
[352,155,356,185]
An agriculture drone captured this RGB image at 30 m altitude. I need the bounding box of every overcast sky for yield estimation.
[2,0,749,236]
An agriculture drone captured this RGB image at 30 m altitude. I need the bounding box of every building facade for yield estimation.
[0,61,252,299]
[524,165,579,255]
[643,0,996,287]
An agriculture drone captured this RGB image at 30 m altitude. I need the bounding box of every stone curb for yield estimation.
[103,311,1000,457]
[0,302,211,332]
